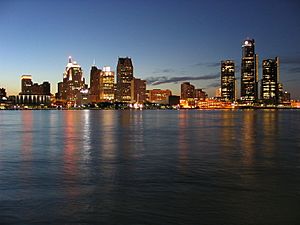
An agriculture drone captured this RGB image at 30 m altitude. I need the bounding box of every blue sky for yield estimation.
[0,0,300,98]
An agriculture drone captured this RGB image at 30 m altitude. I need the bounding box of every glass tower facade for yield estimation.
[241,39,258,102]
[261,57,279,105]
[116,57,134,103]
[221,60,235,101]
[58,56,85,103]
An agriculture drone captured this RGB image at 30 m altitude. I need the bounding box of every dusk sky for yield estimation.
[0,0,299,98]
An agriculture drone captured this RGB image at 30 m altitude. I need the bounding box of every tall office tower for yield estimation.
[241,39,258,102]
[221,60,235,101]
[89,65,101,103]
[99,66,115,102]
[131,78,146,103]
[58,56,86,103]
[21,75,33,94]
[261,57,279,105]
[181,82,195,100]
[116,57,134,102]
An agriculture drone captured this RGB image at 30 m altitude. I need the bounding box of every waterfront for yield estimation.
[0,110,299,224]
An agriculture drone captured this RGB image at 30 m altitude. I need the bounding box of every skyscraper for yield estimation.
[17,75,51,106]
[241,39,258,102]
[261,57,279,105]
[99,66,115,102]
[221,60,235,101]
[57,56,86,104]
[20,75,50,96]
[181,82,195,100]
[116,57,134,102]
[131,78,146,103]
[21,75,33,94]
[89,65,101,103]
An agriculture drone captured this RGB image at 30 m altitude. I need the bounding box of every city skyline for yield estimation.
[0,0,300,98]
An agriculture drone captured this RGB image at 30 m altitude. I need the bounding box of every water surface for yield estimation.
[0,110,299,224]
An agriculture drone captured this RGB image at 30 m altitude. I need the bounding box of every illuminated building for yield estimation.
[89,65,101,103]
[131,78,146,103]
[215,87,221,98]
[181,82,195,100]
[278,83,291,104]
[99,66,115,102]
[57,56,86,105]
[282,91,291,103]
[195,88,207,101]
[147,89,172,103]
[221,60,235,101]
[16,75,51,106]
[21,75,33,94]
[20,75,50,96]
[261,57,279,105]
[241,39,258,102]
[116,57,134,102]
[75,88,90,106]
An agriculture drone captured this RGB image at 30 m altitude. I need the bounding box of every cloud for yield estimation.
[146,74,219,86]
[193,62,220,67]
[205,82,220,88]
[280,55,300,65]
[152,68,175,74]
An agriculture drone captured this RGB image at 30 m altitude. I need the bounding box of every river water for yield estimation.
[0,110,299,224]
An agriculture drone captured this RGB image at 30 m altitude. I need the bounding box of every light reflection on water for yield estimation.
[0,110,300,224]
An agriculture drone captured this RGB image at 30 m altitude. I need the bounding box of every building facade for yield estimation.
[221,60,235,101]
[195,88,207,101]
[147,89,172,103]
[241,39,258,102]
[57,56,86,105]
[131,78,146,103]
[89,66,101,103]
[17,75,51,106]
[0,88,7,105]
[116,57,134,102]
[181,82,195,100]
[99,66,115,102]
[261,57,279,105]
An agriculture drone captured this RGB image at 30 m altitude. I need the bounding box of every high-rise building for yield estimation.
[89,66,101,103]
[221,60,235,101]
[57,56,86,104]
[131,78,146,103]
[241,39,258,102]
[261,57,279,105]
[116,57,134,102]
[181,82,195,100]
[99,66,115,102]
[21,75,33,94]
[20,75,50,96]
[17,75,51,106]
